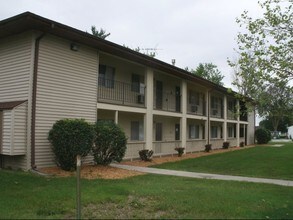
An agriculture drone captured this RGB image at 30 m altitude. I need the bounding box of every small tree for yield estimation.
[90,26,110,39]
[93,121,127,165]
[48,119,95,171]
[255,128,272,144]
[190,63,224,86]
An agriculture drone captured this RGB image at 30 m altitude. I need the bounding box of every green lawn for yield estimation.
[1,141,293,219]
[0,169,293,219]
[153,142,293,180]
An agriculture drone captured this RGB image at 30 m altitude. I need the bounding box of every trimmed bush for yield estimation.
[92,121,127,165]
[139,149,153,161]
[222,141,230,149]
[48,119,95,171]
[205,144,212,152]
[255,128,271,144]
[175,147,185,157]
[240,141,245,147]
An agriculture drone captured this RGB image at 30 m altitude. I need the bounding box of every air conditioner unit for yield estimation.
[139,83,145,95]
[212,109,218,115]
[137,94,145,104]
[191,105,198,112]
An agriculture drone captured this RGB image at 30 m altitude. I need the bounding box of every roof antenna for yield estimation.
[171,59,176,66]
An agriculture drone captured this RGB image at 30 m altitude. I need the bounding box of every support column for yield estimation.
[114,110,118,124]
[236,100,240,146]
[181,80,187,149]
[145,68,154,150]
[206,90,211,145]
[223,95,227,142]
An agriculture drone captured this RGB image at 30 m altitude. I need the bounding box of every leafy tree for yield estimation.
[91,26,110,39]
[231,0,292,82]
[259,80,292,131]
[228,0,293,130]
[190,63,224,86]
[260,116,293,133]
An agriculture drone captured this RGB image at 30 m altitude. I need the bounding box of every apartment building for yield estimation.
[0,12,255,170]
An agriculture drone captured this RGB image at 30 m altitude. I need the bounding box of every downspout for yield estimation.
[31,33,45,169]
[207,89,211,145]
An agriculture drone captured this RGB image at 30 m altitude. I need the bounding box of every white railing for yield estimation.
[153,141,181,156]
[124,142,145,160]
[186,139,207,153]
[210,139,224,149]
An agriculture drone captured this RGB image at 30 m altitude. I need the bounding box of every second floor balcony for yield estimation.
[153,90,181,112]
[97,77,146,107]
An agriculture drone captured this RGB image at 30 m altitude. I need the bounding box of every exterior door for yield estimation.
[156,81,163,109]
[175,86,181,112]
[155,123,162,141]
[175,124,180,140]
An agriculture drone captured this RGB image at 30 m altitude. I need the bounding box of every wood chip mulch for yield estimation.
[38,146,254,180]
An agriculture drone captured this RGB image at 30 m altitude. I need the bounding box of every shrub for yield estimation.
[48,119,95,171]
[139,149,153,161]
[205,144,212,152]
[175,147,185,157]
[255,128,271,144]
[222,141,230,149]
[240,141,245,147]
[92,121,127,165]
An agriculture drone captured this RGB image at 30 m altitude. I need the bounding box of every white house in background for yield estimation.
[0,12,255,170]
[288,126,293,139]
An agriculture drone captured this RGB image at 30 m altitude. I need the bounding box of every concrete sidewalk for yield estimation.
[111,164,293,187]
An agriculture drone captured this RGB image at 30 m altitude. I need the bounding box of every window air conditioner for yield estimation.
[139,83,145,95]
[137,94,145,104]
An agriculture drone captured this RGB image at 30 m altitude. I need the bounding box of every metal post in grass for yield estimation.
[76,155,81,219]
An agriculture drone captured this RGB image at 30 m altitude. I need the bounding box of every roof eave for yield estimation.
[0,12,238,95]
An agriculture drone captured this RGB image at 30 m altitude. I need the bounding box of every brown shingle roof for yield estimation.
[0,100,27,110]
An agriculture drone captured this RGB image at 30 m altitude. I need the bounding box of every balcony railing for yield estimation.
[153,91,181,112]
[98,77,146,107]
[210,108,224,118]
[227,109,237,120]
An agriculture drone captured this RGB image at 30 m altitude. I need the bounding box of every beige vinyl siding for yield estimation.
[0,32,32,102]
[1,102,27,156]
[35,35,98,168]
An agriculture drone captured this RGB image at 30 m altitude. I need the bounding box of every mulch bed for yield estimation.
[39,146,254,179]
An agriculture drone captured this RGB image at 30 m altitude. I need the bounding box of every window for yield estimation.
[202,124,205,139]
[240,125,245,138]
[211,126,218,138]
[228,100,235,111]
[189,124,199,139]
[155,123,162,141]
[131,121,144,141]
[228,126,234,138]
[131,74,140,92]
[211,96,218,109]
[189,90,200,105]
[99,64,115,88]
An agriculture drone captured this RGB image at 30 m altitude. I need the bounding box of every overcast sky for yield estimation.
[0,0,263,88]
